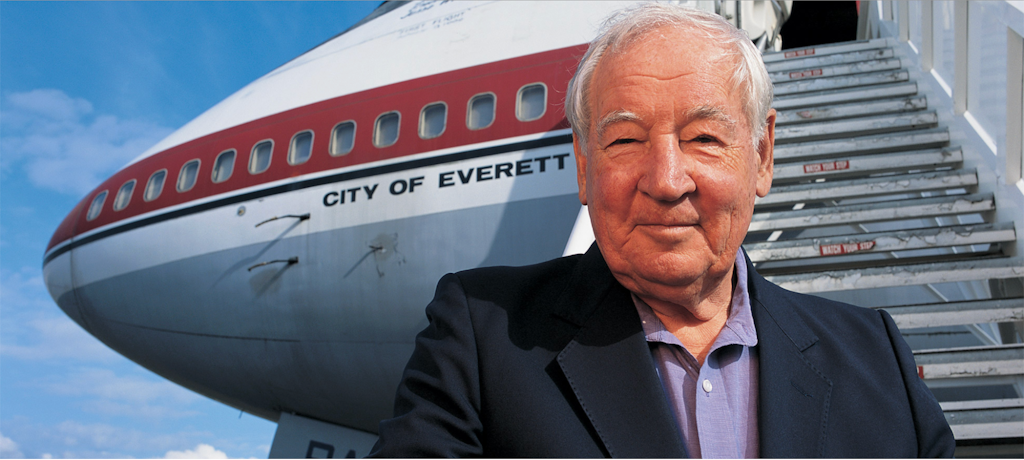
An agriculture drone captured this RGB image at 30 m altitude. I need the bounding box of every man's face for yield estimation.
[574,26,774,304]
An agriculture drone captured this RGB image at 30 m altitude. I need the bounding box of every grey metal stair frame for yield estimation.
[754,37,1024,447]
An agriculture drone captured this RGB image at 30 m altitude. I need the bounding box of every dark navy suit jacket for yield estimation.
[372,244,954,457]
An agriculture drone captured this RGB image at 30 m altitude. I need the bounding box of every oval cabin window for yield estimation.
[419,103,447,139]
[144,170,166,202]
[250,140,273,174]
[113,179,136,211]
[374,112,400,148]
[289,131,313,165]
[516,83,547,121]
[86,190,108,221]
[212,150,235,183]
[467,93,495,130]
[330,121,356,156]
[177,159,200,192]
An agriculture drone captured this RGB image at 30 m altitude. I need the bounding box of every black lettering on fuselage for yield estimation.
[476,165,493,181]
[495,162,513,178]
[534,155,550,172]
[322,183,379,207]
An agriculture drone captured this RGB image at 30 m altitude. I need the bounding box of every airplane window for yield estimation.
[212,149,236,183]
[374,112,400,148]
[517,83,547,121]
[419,102,447,139]
[249,140,273,174]
[467,93,495,130]
[177,159,200,192]
[86,190,108,221]
[144,169,166,202]
[330,121,356,156]
[289,131,314,165]
[113,179,136,211]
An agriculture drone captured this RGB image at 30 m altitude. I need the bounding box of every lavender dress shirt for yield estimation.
[633,249,759,458]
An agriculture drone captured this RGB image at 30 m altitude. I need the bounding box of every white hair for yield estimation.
[565,3,773,151]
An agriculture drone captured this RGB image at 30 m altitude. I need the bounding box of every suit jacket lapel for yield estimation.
[746,256,833,457]
[554,244,687,458]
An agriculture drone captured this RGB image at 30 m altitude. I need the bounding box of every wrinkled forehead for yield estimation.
[606,22,734,61]
[592,30,740,106]
[594,26,739,93]
[586,25,752,135]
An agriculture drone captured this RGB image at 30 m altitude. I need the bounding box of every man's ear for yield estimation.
[755,109,775,198]
[573,133,589,205]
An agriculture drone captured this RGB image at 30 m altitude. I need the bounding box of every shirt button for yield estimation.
[702,379,713,393]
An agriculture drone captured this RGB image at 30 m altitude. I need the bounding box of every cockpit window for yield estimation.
[250,140,273,174]
[86,190,108,221]
[177,159,200,192]
[113,179,136,211]
[516,83,547,121]
[144,169,166,202]
[467,93,495,130]
[289,131,314,165]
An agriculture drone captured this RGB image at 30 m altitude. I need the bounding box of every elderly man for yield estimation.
[372,4,954,458]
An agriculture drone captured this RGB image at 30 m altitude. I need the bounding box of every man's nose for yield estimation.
[637,136,695,202]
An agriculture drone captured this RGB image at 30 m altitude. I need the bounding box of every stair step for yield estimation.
[763,38,892,63]
[749,192,994,233]
[878,298,1024,329]
[776,96,928,126]
[770,58,903,83]
[766,48,897,73]
[773,147,961,183]
[774,129,951,163]
[774,82,918,110]
[759,169,977,207]
[775,111,938,144]
[915,344,1024,379]
[775,70,910,96]
[746,222,1015,263]
[940,398,1024,442]
[765,46,892,71]
[765,256,1024,292]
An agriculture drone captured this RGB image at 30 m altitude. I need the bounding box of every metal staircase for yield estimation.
[750,38,1024,453]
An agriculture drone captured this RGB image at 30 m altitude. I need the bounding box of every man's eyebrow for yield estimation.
[684,105,738,127]
[596,110,642,139]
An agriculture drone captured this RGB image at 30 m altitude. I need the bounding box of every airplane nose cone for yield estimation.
[43,248,86,327]
[43,199,88,328]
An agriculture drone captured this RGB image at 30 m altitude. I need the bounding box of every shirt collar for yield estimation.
[633,248,758,350]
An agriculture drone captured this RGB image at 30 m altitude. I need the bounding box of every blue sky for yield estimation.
[0,2,381,458]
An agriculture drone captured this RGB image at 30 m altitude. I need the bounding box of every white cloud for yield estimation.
[0,267,119,363]
[0,88,173,196]
[164,443,228,459]
[0,432,25,458]
[39,367,202,420]
[1,418,212,458]
[0,315,119,363]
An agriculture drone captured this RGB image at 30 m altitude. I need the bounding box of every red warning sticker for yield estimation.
[819,241,876,256]
[789,69,823,79]
[803,160,850,174]
[784,48,816,58]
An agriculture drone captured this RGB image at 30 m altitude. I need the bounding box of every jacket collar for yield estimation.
[745,252,833,457]
[554,243,688,457]
[551,245,835,458]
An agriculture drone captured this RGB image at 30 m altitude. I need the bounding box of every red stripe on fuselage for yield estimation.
[47,45,586,252]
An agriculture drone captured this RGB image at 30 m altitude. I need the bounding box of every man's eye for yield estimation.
[692,135,718,143]
[609,138,637,146]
